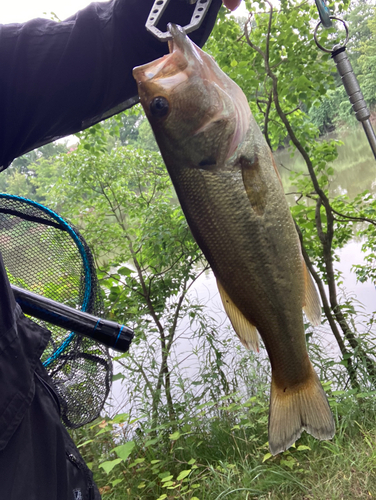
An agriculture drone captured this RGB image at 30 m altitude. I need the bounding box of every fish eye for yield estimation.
[150,96,169,118]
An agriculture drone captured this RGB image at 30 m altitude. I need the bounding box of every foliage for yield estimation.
[358,9,376,106]
[344,1,376,75]
[0,141,68,199]
[309,86,359,134]
[206,0,339,148]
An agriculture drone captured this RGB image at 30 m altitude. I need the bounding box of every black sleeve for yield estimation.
[0,0,222,170]
[0,252,101,499]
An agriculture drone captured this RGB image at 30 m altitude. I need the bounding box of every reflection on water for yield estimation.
[275,126,376,201]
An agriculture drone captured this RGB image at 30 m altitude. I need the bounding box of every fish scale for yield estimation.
[133,23,335,455]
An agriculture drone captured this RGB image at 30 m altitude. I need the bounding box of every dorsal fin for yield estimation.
[217,279,260,352]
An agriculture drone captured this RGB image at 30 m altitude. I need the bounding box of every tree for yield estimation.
[0,141,68,200]
[358,7,376,106]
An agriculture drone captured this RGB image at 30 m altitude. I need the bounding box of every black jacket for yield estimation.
[0,253,101,500]
[0,0,221,170]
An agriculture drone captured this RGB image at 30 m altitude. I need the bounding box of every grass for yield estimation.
[72,391,376,499]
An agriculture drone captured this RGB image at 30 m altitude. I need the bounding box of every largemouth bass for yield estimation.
[133,24,335,455]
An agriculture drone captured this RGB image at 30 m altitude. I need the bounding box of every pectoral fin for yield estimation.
[239,154,268,217]
[217,279,260,352]
[302,263,321,327]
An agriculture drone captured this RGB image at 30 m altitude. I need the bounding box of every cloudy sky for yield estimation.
[0,0,107,24]
[0,0,248,25]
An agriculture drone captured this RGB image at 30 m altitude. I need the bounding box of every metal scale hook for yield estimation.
[314,12,376,160]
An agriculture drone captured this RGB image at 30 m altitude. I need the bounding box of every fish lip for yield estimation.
[167,23,202,64]
[133,24,190,85]
[167,23,187,54]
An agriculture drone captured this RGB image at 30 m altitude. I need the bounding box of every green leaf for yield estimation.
[128,458,145,467]
[169,431,181,440]
[177,469,192,481]
[296,445,311,451]
[280,458,295,469]
[99,458,122,474]
[95,428,110,437]
[162,481,175,488]
[145,438,160,447]
[112,441,135,461]
[77,439,93,448]
[158,471,172,479]
[262,452,272,462]
[111,479,123,487]
[161,475,174,482]
[111,413,129,424]
[118,266,133,276]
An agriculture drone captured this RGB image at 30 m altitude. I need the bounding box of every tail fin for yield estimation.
[268,364,335,455]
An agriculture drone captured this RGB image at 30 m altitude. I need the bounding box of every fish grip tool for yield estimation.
[146,0,213,41]
[313,16,376,160]
[0,194,134,428]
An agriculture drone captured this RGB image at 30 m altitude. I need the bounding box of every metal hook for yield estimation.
[313,17,349,53]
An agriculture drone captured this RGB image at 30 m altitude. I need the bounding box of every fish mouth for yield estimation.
[167,23,187,54]
[167,23,199,59]
[133,24,201,87]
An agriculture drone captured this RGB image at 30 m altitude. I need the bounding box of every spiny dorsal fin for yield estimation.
[302,262,321,327]
[217,279,260,353]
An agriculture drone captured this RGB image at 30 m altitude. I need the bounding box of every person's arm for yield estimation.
[0,0,222,170]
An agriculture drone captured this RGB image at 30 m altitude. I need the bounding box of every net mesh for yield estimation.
[0,194,112,428]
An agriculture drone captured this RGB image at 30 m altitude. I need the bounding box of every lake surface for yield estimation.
[275,126,376,200]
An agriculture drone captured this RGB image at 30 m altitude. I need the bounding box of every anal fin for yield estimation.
[217,279,260,353]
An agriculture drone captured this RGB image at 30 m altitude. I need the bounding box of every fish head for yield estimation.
[133,24,250,170]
